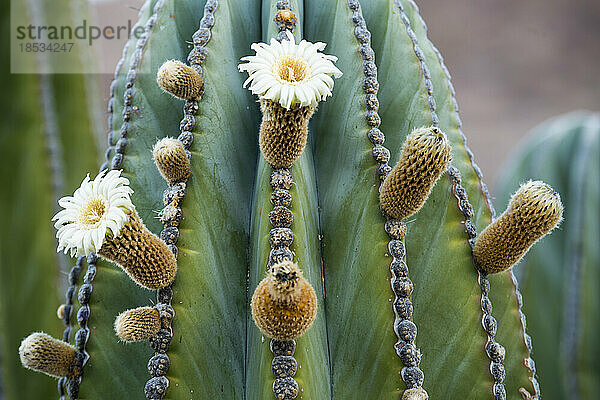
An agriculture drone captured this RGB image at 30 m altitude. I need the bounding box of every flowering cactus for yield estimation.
[1,0,568,399]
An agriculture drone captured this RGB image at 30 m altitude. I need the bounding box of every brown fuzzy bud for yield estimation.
[114,307,161,342]
[251,261,317,340]
[157,60,203,100]
[152,138,191,184]
[19,332,77,378]
[473,181,563,274]
[380,127,452,220]
[402,388,429,400]
[259,99,315,169]
[99,210,177,289]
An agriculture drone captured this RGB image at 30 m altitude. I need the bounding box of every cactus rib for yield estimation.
[560,125,598,400]
[404,1,541,390]
[448,166,508,399]
[56,256,84,399]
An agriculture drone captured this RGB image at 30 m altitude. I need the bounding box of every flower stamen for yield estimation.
[78,197,107,228]
[275,56,309,84]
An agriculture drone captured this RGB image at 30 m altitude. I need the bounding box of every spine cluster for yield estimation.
[19,332,78,379]
[115,307,162,342]
[152,138,191,184]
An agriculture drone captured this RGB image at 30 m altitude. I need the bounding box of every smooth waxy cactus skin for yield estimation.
[19,333,77,379]
[3,0,564,399]
[474,180,563,274]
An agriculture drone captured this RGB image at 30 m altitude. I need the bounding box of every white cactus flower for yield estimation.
[239,31,343,110]
[52,169,134,257]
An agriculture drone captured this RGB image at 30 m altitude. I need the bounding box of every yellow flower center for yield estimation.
[274,56,310,84]
[78,197,107,228]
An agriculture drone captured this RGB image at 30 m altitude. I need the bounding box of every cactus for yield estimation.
[1,0,568,399]
[497,111,600,400]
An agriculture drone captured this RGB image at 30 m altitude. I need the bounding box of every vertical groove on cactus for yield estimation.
[64,253,97,398]
[560,127,597,400]
[141,3,216,399]
[56,256,83,399]
[347,1,429,394]
[81,1,167,398]
[102,3,148,173]
[110,0,166,172]
[448,166,509,399]
[391,2,511,398]
[408,0,541,390]
[392,1,538,397]
[401,1,541,393]
[245,2,332,398]
[403,0,496,217]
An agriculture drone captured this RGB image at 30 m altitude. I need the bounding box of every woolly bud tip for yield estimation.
[19,332,77,378]
[380,127,452,220]
[251,261,318,340]
[259,99,315,169]
[402,388,429,400]
[115,307,161,342]
[152,138,191,184]
[473,180,563,274]
[157,60,203,100]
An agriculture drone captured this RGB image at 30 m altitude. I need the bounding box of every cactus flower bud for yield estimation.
[258,99,315,168]
[152,138,191,184]
[380,127,452,220]
[19,332,77,378]
[251,261,317,340]
[156,60,203,100]
[115,307,161,342]
[473,180,563,273]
